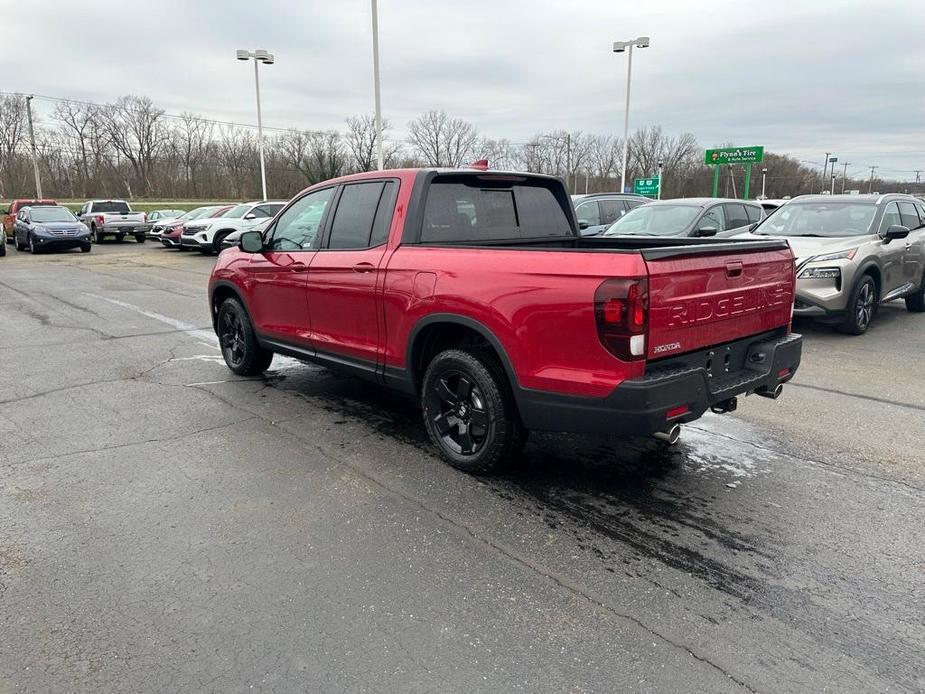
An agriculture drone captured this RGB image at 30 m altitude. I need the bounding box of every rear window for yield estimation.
[421,178,571,243]
[92,201,130,214]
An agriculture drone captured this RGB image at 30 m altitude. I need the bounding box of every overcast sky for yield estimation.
[4,0,924,180]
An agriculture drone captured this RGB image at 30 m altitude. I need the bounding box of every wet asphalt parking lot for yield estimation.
[0,242,923,693]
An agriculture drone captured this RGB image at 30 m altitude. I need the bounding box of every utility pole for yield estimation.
[821,152,831,193]
[841,162,850,194]
[868,166,877,194]
[761,167,768,198]
[25,95,43,199]
[565,133,572,194]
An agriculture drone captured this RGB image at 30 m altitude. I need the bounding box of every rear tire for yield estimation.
[838,275,877,335]
[135,234,146,243]
[217,298,274,376]
[905,274,925,312]
[421,348,522,474]
[92,227,103,243]
[116,235,124,243]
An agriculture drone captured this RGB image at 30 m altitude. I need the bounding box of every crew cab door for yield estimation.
[306,180,399,369]
[245,187,337,346]
[897,201,925,287]
[876,202,908,296]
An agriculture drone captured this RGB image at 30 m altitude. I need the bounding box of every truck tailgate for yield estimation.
[643,241,794,360]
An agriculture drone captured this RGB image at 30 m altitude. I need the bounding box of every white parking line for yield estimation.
[83,293,218,349]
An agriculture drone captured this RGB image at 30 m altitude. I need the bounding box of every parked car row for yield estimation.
[586,192,925,334]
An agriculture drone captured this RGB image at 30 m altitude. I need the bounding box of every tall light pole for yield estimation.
[761,167,768,199]
[24,95,43,198]
[868,166,877,194]
[841,162,850,194]
[613,36,650,194]
[370,0,384,170]
[237,49,275,200]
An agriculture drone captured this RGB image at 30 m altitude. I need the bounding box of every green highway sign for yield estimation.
[634,176,660,197]
[705,146,764,166]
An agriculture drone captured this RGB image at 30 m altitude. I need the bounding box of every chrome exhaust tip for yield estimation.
[757,383,784,400]
[653,424,681,445]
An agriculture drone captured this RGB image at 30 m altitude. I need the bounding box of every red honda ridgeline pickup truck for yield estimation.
[209,168,802,472]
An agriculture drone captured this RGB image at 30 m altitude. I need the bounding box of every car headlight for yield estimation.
[810,248,858,263]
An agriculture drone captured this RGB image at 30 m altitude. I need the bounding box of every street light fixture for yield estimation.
[613,36,650,194]
[236,48,275,200]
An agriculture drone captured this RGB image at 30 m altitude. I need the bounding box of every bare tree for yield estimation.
[105,95,166,195]
[474,137,517,170]
[171,112,215,197]
[0,94,27,198]
[344,114,401,172]
[407,110,478,167]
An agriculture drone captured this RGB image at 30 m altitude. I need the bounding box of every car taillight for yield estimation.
[594,278,648,361]
[96,215,105,225]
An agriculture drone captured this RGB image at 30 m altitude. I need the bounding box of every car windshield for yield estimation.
[602,204,700,236]
[31,207,76,223]
[92,201,131,214]
[221,204,251,219]
[753,202,877,237]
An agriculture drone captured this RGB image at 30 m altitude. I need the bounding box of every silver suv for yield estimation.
[749,194,925,334]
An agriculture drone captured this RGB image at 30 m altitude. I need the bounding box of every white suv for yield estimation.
[180,200,286,254]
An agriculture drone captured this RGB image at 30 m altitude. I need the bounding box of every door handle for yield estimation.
[289,262,308,272]
[352,262,376,273]
[725,260,743,278]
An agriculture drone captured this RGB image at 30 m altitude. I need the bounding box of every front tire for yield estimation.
[28,235,38,254]
[838,275,877,335]
[421,349,521,474]
[80,243,91,253]
[135,234,146,243]
[217,298,274,376]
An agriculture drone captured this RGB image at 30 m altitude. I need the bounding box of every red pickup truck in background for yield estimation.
[209,168,802,472]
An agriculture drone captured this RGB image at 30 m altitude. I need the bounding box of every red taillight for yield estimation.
[666,404,689,419]
[594,278,648,361]
[143,212,148,222]
[777,367,791,378]
[96,215,105,225]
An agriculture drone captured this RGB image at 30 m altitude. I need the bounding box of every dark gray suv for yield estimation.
[571,193,647,236]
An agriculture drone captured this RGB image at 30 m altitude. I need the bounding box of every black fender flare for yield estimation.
[209,280,251,331]
[405,313,520,394]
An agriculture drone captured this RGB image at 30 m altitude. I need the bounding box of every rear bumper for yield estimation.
[516,331,802,437]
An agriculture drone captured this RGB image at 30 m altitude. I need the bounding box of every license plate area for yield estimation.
[646,328,785,380]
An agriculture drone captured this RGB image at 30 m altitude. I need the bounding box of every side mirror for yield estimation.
[696,226,718,237]
[243,212,256,220]
[239,230,264,253]
[883,224,909,242]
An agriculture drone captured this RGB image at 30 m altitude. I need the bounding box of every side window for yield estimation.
[575,201,601,227]
[879,202,902,233]
[897,202,921,230]
[369,181,398,247]
[625,199,645,211]
[700,205,725,230]
[745,204,762,224]
[722,203,750,230]
[268,187,335,251]
[599,199,624,225]
[254,203,284,219]
[327,182,387,250]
